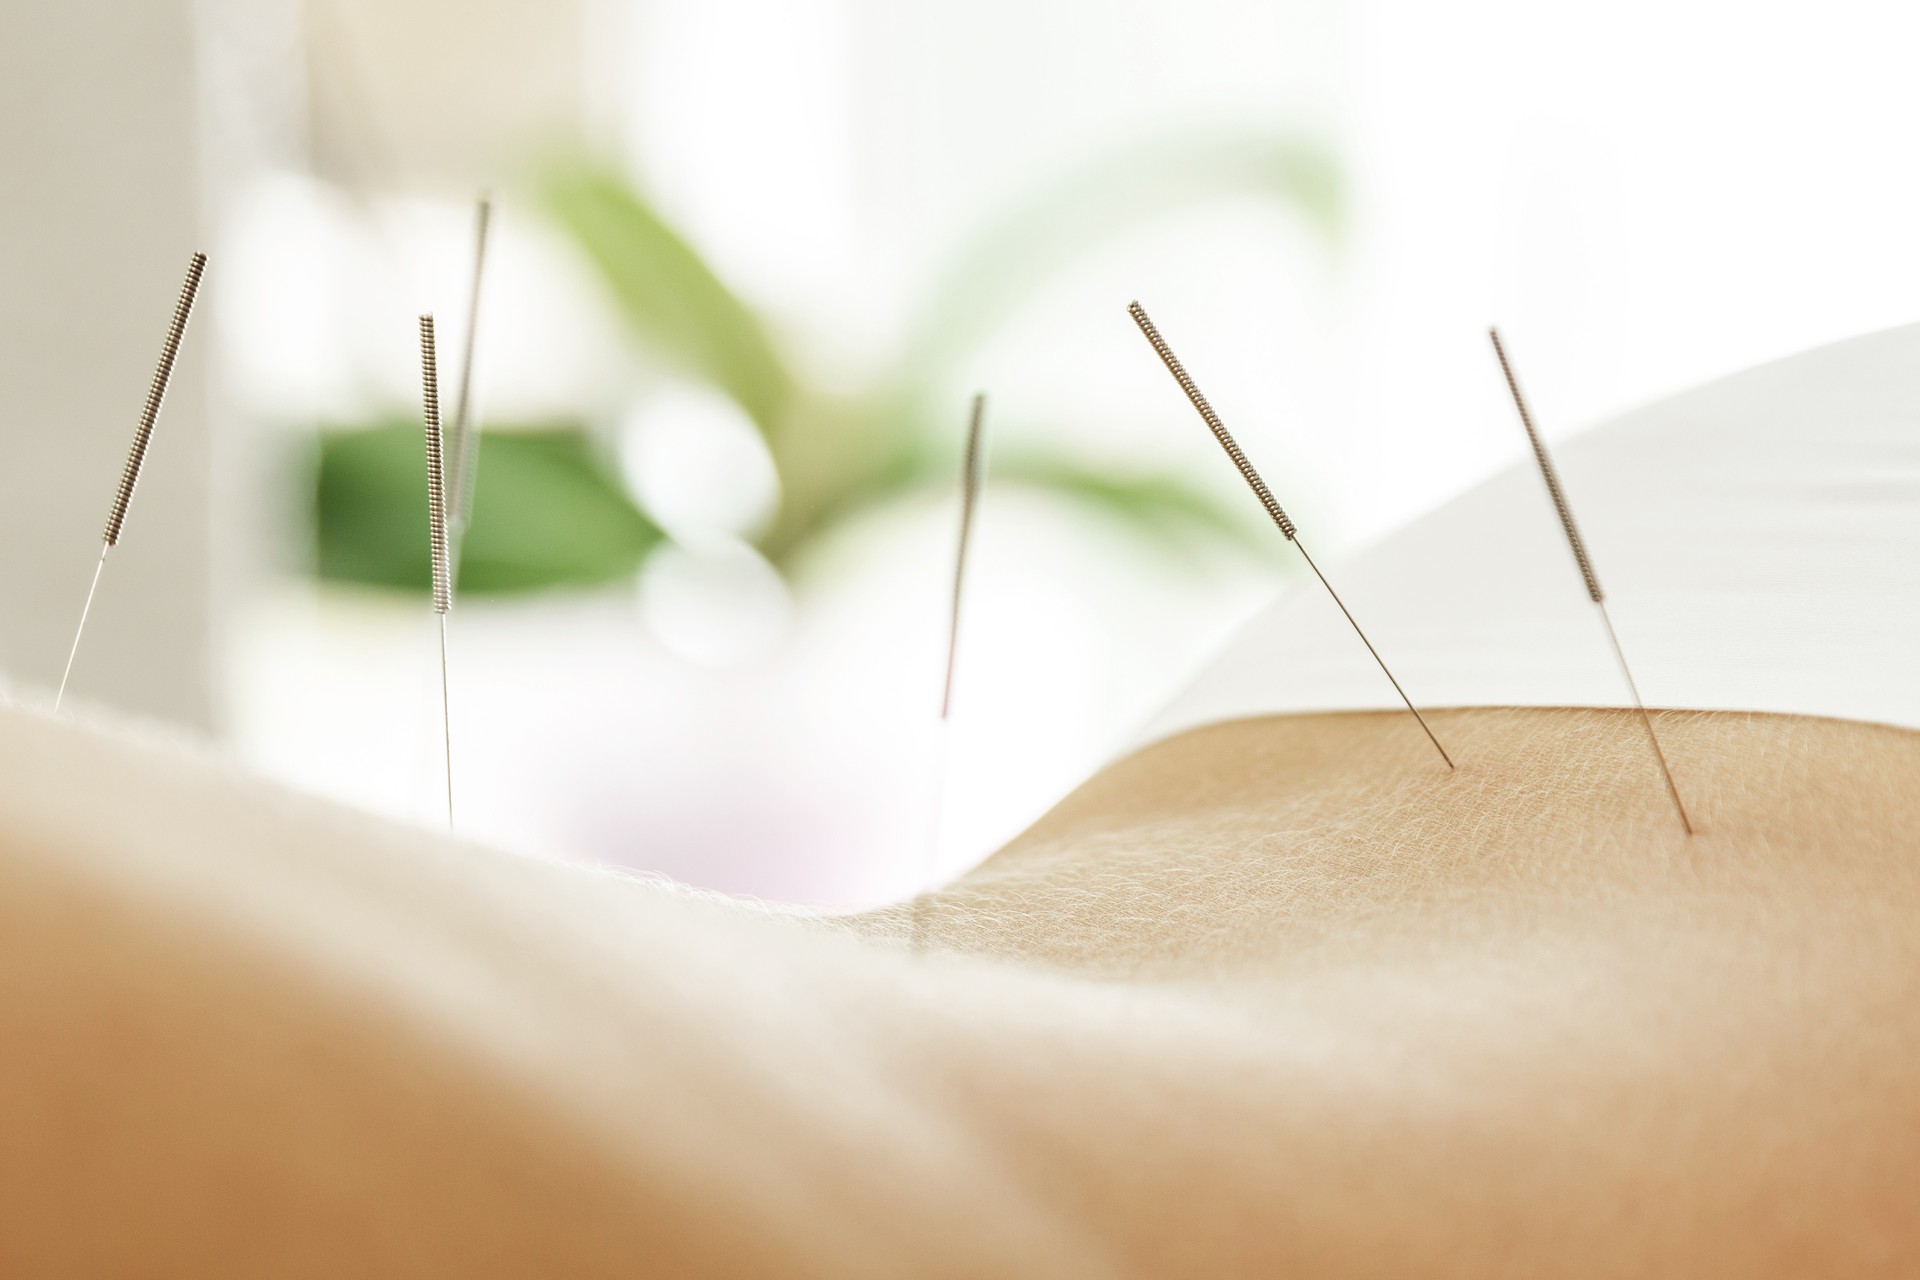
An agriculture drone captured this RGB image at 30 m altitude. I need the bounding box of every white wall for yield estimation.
[0,0,215,725]
[191,0,1920,901]
[1337,0,1920,542]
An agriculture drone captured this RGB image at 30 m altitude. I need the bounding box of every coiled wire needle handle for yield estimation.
[1127,300,1454,771]
[421,314,455,827]
[55,251,207,711]
[1488,327,1693,834]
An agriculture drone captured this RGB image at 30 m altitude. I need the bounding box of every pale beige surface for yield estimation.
[3,700,1918,1275]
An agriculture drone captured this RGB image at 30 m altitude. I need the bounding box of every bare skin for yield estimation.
[2,705,1916,1275]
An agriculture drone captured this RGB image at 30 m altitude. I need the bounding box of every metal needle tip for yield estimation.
[1129,300,1454,771]
[917,393,991,948]
[55,251,207,711]
[1489,327,1694,834]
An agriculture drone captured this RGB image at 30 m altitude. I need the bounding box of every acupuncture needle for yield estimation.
[1128,301,1455,770]
[941,392,987,724]
[446,194,493,577]
[913,394,988,950]
[55,252,208,712]
[420,314,455,827]
[1488,327,1693,834]
[927,392,988,889]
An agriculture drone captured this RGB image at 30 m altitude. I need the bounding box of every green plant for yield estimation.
[317,422,662,592]
[312,131,1341,595]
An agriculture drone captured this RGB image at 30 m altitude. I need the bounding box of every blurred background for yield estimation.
[5,0,1920,904]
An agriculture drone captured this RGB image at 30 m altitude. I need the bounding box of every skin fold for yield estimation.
[2,704,1916,1276]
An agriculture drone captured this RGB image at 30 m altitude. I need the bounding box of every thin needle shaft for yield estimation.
[447,194,493,575]
[1597,600,1693,834]
[438,611,453,826]
[1128,300,1454,770]
[54,550,107,711]
[55,252,206,711]
[421,314,454,827]
[940,393,987,721]
[920,394,989,936]
[911,394,993,951]
[1292,538,1454,769]
[1489,327,1693,834]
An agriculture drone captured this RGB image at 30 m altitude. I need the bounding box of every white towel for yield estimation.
[1138,321,1920,746]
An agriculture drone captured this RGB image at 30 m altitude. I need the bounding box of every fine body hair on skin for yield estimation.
[2,703,1918,1276]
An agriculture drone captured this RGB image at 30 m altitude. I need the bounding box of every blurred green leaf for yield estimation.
[990,450,1266,556]
[310,134,1341,599]
[895,132,1343,387]
[315,422,662,595]
[539,160,794,430]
